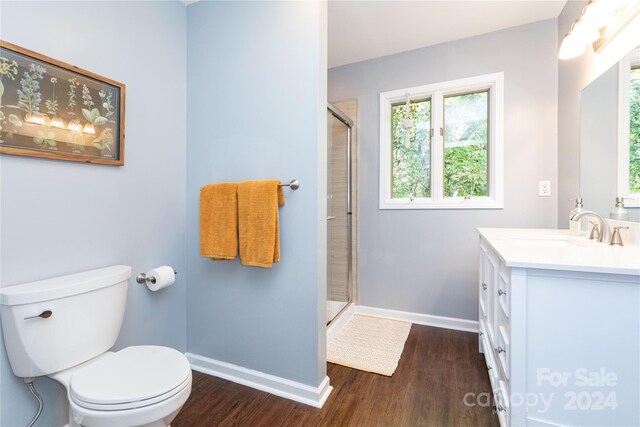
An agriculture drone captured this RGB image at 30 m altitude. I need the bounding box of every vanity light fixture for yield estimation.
[572,19,600,44]
[559,29,586,59]
[582,0,616,29]
[559,0,639,60]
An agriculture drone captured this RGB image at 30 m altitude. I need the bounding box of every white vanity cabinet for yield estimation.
[478,229,640,427]
[479,238,514,426]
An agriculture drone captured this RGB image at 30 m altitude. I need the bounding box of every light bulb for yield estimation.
[582,0,616,29]
[573,19,600,44]
[607,0,628,9]
[559,32,586,60]
[83,123,95,134]
[50,116,65,129]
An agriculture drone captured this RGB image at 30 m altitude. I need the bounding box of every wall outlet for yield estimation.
[538,180,551,196]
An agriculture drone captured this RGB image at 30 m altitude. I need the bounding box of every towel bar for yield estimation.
[279,179,300,190]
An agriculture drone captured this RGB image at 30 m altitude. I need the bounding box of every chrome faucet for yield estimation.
[570,210,610,243]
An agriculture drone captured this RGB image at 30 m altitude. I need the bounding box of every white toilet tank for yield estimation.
[0,265,132,378]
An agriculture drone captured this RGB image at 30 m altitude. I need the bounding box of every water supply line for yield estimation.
[24,378,43,427]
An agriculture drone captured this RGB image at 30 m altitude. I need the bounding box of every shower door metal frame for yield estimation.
[327,103,354,324]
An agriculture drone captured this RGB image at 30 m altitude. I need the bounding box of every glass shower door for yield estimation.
[327,108,351,324]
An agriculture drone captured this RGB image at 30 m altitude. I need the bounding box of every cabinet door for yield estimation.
[479,245,489,325]
[485,251,499,344]
[479,242,499,344]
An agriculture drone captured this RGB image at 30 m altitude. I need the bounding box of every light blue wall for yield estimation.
[0,2,187,426]
[186,1,327,387]
[329,19,558,321]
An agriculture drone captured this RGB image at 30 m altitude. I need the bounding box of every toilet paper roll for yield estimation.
[145,266,175,291]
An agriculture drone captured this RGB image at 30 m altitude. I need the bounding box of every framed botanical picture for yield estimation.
[0,40,125,165]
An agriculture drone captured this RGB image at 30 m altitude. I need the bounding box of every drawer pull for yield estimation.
[498,289,506,296]
[497,346,506,354]
[482,283,487,290]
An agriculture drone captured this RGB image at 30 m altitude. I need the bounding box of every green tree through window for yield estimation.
[391,100,431,198]
[444,91,488,198]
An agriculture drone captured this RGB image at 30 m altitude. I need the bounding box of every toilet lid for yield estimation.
[70,346,191,409]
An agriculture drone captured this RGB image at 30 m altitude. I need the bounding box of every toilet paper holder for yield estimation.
[136,270,177,285]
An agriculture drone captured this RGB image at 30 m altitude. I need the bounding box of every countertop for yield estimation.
[477,228,640,276]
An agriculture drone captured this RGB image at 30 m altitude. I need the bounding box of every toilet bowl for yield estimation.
[0,265,192,427]
[51,346,192,427]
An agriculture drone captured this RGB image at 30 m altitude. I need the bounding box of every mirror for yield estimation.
[580,46,640,222]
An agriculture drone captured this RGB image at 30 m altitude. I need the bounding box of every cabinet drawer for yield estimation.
[480,322,498,389]
[479,318,487,347]
[497,299,510,339]
[479,280,488,321]
[496,380,510,427]
[497,272,510,317]
[497,325,510,381]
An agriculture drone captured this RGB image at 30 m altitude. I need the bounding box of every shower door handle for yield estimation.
[327,216,336,220]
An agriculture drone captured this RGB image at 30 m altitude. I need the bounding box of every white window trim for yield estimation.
[379,72,504,210]
[617,48,640,207]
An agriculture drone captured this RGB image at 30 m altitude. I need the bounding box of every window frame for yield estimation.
[379,72,504,210]
[617,48,640,207]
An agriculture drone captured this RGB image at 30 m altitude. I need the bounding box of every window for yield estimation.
[391,98,431,199]
[380,73,503,209]
[618,48,640,207]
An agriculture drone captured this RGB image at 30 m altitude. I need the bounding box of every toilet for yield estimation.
[0,265,192,427]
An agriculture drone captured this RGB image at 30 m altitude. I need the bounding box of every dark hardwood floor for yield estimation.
[173,324,499,427]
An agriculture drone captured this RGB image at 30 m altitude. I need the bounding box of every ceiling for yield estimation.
[328,0,567,68]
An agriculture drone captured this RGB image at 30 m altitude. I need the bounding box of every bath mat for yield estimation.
[327,314,412,376]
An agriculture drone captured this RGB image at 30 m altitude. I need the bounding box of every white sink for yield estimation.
[512,238,573,248]
[509,235,590,248]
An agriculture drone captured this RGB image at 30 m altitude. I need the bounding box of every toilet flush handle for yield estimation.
[24,310,53,320]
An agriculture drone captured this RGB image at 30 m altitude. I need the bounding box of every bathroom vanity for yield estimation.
[477,228,640,427]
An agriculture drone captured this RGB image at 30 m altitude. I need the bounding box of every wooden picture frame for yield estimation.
[0,40,125,165]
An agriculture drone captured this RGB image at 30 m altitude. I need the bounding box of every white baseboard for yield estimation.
[185,352,333,408]
[353,305,479,333]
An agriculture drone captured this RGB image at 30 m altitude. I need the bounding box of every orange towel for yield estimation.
[200,183,239,260]
[237,180,285,268]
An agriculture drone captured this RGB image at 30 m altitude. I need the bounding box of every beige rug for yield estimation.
[327,314,412,376]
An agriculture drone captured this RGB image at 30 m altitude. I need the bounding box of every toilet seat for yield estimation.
[69,346,191,411]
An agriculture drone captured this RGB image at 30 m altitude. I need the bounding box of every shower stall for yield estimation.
[327,103,354,324]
